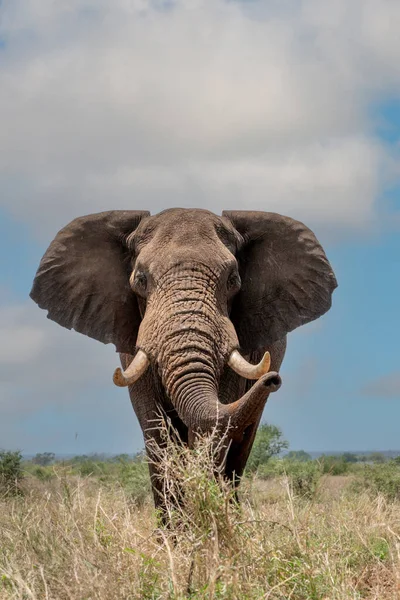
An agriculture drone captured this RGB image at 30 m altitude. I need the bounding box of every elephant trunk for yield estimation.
[168,365,281,438]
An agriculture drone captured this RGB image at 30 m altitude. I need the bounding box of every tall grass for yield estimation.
[0,427,400,599]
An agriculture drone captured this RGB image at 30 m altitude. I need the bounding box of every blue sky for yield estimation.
[0,0,399,454]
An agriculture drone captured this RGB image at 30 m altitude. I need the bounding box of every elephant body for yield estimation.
[30,208,337,512]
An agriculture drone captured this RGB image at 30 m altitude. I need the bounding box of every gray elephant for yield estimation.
[30,208,337,511]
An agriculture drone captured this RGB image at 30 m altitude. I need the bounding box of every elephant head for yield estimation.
[30,208,337,440]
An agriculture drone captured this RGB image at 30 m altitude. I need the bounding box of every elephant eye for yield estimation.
[227,271,241,293]
[133,270,147,293]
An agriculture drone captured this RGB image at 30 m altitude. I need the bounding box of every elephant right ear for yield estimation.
[222,210,337,353]
[30,210,150,353]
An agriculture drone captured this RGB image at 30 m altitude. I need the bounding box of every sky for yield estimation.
[0,0,399,455]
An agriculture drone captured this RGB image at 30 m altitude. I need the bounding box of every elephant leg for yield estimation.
[120,353,188,523]
[224,412,263,486]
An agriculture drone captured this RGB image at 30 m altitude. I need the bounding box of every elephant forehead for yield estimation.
[151,210,219,238]
[135,211,237,261]
[142,238,235,275]
[137,209,234,241]
[131,208,242,257]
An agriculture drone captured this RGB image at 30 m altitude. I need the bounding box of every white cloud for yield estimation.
[0,0,399,237]
[0,301,120,415]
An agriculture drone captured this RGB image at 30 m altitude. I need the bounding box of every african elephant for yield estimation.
[30,208,337,511]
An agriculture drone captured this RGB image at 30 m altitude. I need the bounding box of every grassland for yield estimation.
[1,438,400,599]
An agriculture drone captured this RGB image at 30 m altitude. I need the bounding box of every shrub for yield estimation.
[32,466,54,481]
[285,461,322,499]
[341,452,358,463]
[369,452,386,464]
[75,459,104,477]
[285,450,312,462]
[246,424,288,474]
[255,457,282,479]
[319,455,349,475]
[114,458,151,506]
[0,450,23,495]
[256,458,322,499]
[68,457,110,477]
[352,463,400,501]
[32,452,55,466]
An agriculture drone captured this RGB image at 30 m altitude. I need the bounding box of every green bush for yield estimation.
[256,458,322,499]
[0,450,23,495]
[53,454,151,505]
[32,466,54,481]
[369,452,386,464]
[66,456,111,477]
[32,452,55,466]
[286,461,322,499]
[318,455,349,475]
[352,463,400,501]
[113,458,151,506]
[75,460,105,477]
[285,450,312,462]
[246,424,288,474]
[341,452,358,463]
[255,458,282,480]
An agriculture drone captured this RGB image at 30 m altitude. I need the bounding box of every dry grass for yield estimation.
[1,433,400,599]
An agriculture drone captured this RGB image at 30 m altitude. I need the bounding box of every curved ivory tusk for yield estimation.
[113,350,150,387]
[228,349,271,380]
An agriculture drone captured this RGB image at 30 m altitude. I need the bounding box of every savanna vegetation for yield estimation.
[1,426,400,599]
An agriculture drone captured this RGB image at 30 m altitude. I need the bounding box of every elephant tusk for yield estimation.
[113,349,150,387]
[227,349,271,380]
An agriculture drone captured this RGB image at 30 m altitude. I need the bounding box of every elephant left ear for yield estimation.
[222,210,338,353]
[30,210,150,353]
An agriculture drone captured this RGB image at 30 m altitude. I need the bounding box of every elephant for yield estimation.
[30,208,337,513]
